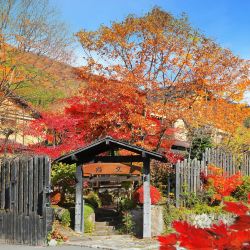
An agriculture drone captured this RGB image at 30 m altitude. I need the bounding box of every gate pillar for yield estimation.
[75,165,84,233]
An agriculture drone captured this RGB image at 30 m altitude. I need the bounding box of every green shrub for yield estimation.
[233,176,250,201]
[163,205,190,233]
[51,163,76,187]
[181,187,215,208]
[121,211,134,234]
[119,197,136,211]
[61,209,71,227]
[163,203,224,233]
[51,163,76,205]
[191,203,224,214]
[84,204,94,233]
[53,206,71,227]
[223,196,237,202]
[85,192,102,209]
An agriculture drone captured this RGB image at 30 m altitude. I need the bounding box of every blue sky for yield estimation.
[51,0,250,103]
[52,0,250,61]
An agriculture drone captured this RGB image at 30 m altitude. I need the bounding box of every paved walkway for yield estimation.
[54,221,159,250]
[65,235,159,250]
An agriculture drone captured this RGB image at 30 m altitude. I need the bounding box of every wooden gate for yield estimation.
[0,156,53,245]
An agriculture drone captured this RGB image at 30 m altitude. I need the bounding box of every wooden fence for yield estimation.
[0,156,53,245]
[175,148,250,207]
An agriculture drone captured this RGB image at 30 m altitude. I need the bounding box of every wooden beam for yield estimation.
[143,157,151,238]
[94,184,122,189]
[83,175,139,183]
[75,165,84,233]
[94,155,143,163]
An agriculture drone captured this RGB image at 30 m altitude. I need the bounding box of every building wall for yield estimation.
[0,98,39,146]
[173,119,188,142]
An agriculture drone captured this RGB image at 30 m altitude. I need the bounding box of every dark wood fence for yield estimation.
[175,148,250,207]
[0,156,53,245]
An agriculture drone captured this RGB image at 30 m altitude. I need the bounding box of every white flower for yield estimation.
[189,213,236,229]
[190,213,213,228]
[48,239,57,246]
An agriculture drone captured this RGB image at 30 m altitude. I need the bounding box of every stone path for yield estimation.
[65,235,159,250]
[54,220,159,250]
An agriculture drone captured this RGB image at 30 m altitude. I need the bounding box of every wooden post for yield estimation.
[143,156,151,238]
[75,165,84,233]
[175,161,180,208]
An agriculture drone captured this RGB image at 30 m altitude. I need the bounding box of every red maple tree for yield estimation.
[27,78,179,160]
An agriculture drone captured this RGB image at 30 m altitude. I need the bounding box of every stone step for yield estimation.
[95,221,109,226]
[95,224,114,230]
[92,230,120,236]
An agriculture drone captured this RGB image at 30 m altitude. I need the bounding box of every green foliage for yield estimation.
[121,181,132,190]
[244,117,250,128]
[16,81,66,108]
[53,206,71,227]
[11,62,67,108]
[163,205,190,233]
[119,197,136,211]
[51,163,76,205]
[121,211,135,234]
[223,196,237,202]
[191,203,224,214]
[51,163,76,187]
[61,209,71,227]
[189,136,212,160]
[85,192,102,209]
[181,185,214,208]
[84,204,94,233]
[233,176,250,201]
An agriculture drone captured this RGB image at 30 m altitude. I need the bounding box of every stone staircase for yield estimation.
[93,208,121,236]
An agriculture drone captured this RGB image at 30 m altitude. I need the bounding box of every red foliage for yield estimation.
[224,201,249,216]
[201,165,243,201]
[26,80,181,160]
[133,185,161,205]
[158,195,250,250]
[230,215,250,231]
[165,151,184,164]
[50,191,61,205]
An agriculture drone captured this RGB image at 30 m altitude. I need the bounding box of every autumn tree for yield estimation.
[0,0,73,146]
[76,8,250,150]
[0,0,73,92]
[28,76,176,159]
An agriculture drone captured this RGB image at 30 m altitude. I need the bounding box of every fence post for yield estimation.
[175,161,180,208]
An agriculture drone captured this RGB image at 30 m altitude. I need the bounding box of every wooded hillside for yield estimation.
[11,52,86,109]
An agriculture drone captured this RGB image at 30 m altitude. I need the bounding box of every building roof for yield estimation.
[54,136,167,164]
[2,89,41,119]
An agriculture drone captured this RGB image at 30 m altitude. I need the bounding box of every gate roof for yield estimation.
[54,136,167,164]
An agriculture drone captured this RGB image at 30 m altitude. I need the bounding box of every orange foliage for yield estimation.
[50,191,61,205]
[77,8,250,139]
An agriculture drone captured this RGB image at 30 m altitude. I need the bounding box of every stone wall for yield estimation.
[131,204,165,237]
